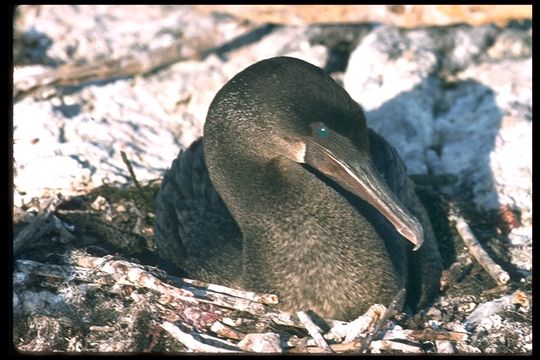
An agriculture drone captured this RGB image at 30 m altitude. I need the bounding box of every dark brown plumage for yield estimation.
[155,56,442,321]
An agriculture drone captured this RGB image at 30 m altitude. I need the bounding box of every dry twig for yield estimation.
[73,255,268,315]
[296,311,333,353]
[448,202,510,286]
[120,151,149,204]
[14,194,64,254]
[265,311,305,329]
[14,42,196,100]
[210,321,244,340]
[15,256,268,316]
[15,247,496,354]
[326,304,386,343]
[181,278,278,305]
[370,339,423,353]
[384,329,468,342]
[359,288,406,353]
[160,321,240,353]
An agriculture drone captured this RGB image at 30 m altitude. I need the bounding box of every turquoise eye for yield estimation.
[316,125,330,139]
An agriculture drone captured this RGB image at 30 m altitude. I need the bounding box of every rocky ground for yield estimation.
[12,5,531,354]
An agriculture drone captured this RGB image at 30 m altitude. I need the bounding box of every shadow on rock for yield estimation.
[363,74,526,282]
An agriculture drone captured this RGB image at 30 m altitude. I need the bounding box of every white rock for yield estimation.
[237,333,282,353]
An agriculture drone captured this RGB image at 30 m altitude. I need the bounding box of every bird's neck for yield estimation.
[208,155,302,229]
[208,155,362,253]
[210,156,403,318]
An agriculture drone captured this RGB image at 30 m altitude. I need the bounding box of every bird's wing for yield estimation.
[368,129,443,310]
[154,138,242,285]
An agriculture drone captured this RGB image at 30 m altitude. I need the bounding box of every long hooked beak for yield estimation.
[305,143,424,250]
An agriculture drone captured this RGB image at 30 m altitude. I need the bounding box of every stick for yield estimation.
[14,194,64,254]
[210,321,244,340]
[194,331,242,350]
[448,203,510,286]
[288,327,467,354]
[288,338,423,354]
[286,339,361,353]
[370,339,423,353]
[17,255,267,316]
[52,215,78,241]
[14,24,272,101]
[290,339,422,354]
[75,255,267,315]
[359,288,406,353]
[384,329,468,342]
[180,278,278,305]
[120,151,150,204]
[325,304,386,344]
[160,321,240,353]
[265,311,305,329]
[296,311,333,353]
[14,42,196,100]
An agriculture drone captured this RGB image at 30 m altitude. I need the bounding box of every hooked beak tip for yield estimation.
[397,224,424,251]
